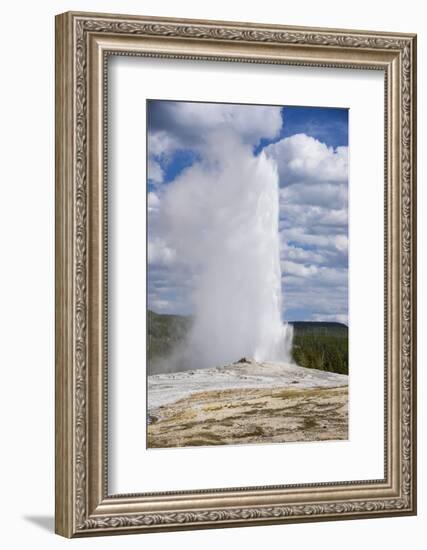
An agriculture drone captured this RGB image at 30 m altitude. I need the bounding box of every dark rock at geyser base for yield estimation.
[234,357,254,364]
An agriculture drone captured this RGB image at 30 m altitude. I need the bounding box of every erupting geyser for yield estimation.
[161,131,293,370]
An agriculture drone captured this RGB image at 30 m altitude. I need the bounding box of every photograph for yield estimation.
[146,100,349,448]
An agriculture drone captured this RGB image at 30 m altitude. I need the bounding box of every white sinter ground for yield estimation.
[147,360,348,413]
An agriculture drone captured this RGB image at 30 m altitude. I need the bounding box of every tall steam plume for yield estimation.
[158,129,293,370]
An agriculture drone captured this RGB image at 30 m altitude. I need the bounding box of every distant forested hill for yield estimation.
[147,310,348,375]
[290,321,348,337]
[147,310,192,361]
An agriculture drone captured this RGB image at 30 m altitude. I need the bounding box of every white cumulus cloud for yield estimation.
[150,101,283,147]
[266,133,348,322]
[265,133,348,184]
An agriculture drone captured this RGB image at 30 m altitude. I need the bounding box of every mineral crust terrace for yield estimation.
[147,360,348,448]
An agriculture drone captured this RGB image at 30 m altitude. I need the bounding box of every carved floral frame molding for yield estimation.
[55,11,417,537]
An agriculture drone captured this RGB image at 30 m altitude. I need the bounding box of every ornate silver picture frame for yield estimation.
[55,11,417,537]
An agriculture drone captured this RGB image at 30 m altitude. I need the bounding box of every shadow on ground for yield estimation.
[23,515,54,533]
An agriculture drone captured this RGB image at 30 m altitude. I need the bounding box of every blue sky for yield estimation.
[147,101,348,324]
[255,106,348,154]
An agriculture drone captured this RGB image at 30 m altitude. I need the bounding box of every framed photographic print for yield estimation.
[55,11,417,537]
